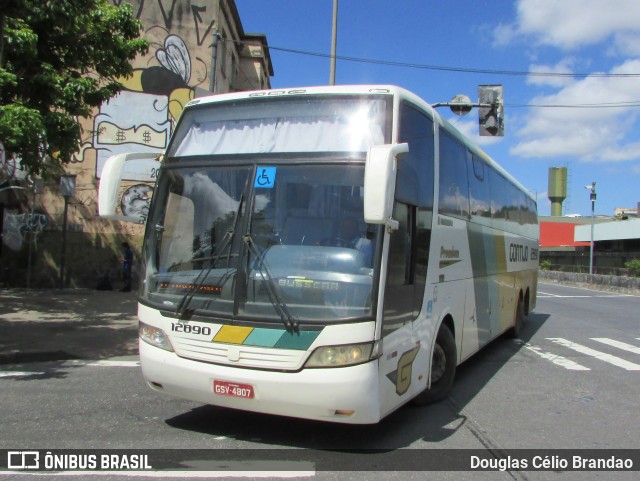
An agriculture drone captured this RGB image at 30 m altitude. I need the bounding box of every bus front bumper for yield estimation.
[139,340,383,424]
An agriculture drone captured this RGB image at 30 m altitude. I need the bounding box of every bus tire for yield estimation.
[412,323,456,406]
[506,297,525,339]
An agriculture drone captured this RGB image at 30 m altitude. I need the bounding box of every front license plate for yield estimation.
[213,380,255,399]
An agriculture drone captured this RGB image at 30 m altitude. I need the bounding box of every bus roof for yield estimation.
[186,84,405,107]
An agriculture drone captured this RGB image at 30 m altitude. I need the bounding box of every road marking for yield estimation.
[0,360,139,377]
[514,340,590,371]
[0,371,44,378]
[547,338,640,371]
[86,360,141,367]
[537,291,631,298]
[68,360,140,368]
[591,338,640,355]
[538,282,634,297]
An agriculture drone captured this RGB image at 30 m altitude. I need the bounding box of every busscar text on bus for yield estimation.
[98,85,538,424]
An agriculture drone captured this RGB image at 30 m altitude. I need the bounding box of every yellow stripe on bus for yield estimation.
[213,325,253,344]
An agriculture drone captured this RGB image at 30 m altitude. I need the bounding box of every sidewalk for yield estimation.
[0,288,139,364]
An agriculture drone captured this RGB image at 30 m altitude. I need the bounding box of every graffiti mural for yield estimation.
[121,183,153,218]
[0,1,272,287]
[2,210,49,252]
[62,1,266,234]
[93,34,195,181]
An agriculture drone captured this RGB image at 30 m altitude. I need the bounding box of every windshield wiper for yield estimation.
[243,234,298,332]
[175,228,236,320]
[176,190,247,320]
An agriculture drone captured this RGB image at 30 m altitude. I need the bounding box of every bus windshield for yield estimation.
[141,161,382,324]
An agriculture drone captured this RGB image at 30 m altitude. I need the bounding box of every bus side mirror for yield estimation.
[363,143,409,228]
[98,152,161,223]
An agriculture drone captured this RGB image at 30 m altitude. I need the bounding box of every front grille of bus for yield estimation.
[171,338,307,370]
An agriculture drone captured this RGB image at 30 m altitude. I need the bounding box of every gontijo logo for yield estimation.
[509,243,529,262]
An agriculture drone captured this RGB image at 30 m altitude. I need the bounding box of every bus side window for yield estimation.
[489,168,509,228]
[438,132,470,219]
[468,155,491,223]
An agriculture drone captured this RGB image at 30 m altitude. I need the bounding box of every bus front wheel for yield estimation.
[412,323,456,406]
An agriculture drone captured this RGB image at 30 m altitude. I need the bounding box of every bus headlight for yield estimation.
[304,341,381,368]
[139,321,174,352]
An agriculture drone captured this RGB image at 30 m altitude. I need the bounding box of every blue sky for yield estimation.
[236,0,640,217]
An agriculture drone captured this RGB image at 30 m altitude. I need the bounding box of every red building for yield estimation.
[540,219,590,250]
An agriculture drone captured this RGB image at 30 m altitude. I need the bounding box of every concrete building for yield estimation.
[540,216,640,275]
[0,0,273,288]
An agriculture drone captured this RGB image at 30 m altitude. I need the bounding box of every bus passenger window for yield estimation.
[438,132,470,219]
[469,155,491,221]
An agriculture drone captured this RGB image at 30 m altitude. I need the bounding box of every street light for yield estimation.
[584,182,596,275]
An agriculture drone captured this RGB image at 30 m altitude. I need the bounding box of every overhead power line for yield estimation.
[510,101,640,108]
[231,40,640,108]
[245,41,640,79]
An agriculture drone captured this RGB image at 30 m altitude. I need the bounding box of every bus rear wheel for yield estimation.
[506,296,525,339]
[412,323,456,406]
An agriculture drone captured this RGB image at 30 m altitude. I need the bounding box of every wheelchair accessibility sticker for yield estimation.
[254,167,277,189]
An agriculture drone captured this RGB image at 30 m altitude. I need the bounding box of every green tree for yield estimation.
[624,259,640,277]
[0,0,148,177]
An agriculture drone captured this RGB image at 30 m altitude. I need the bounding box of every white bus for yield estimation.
[99,85,538,424]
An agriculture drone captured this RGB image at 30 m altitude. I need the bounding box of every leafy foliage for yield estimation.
[624,259,640,277]
[0,0,148,177]
[539,260,552,271]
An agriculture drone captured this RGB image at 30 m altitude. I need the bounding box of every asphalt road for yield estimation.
[1,281,639,480]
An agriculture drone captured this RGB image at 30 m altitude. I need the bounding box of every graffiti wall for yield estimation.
[59,2,212,235]
[2,211,48,252]
[1,1,271,285]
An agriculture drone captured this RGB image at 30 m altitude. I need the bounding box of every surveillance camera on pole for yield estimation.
[584,181,596,275]
[432,85,504,137]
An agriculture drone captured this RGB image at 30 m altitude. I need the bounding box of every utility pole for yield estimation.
[329,0,338,85]
[209,28,221,93]
[59,174,76,288]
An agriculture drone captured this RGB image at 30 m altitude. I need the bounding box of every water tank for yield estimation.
[548,167,567,217]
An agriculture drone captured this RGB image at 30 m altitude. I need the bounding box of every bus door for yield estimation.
[378,201,430,415]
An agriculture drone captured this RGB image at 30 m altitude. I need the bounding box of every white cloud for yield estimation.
[494,0,640,51]
[527,59,576,88]
[610,31,640,56]
[512,59,640,162]
[492,23,518,47]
